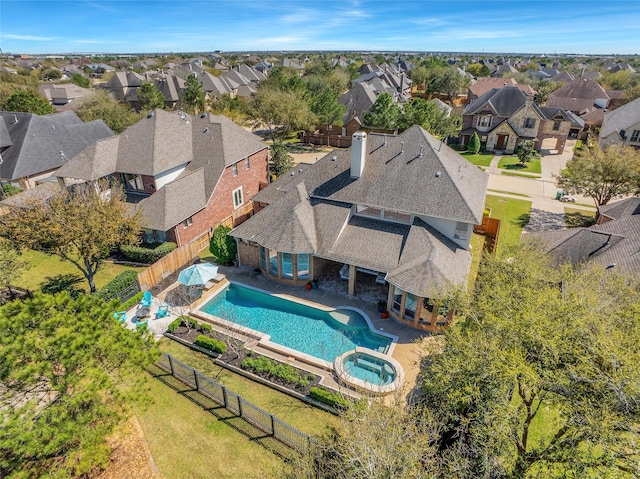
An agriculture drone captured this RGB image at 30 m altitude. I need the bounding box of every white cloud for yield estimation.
[2,33,56,41]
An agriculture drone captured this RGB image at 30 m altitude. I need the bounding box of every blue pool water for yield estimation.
[200,284,391,363]
[343,352,396,386]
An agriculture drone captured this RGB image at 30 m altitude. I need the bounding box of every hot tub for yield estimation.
[334,347,404,395]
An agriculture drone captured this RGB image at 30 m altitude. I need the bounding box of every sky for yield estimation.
[1,0,639,55]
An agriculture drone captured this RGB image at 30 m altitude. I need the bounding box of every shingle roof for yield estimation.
[547,78,610,112]
[0,111,113,181]
[600,97,640,140]
[339,82,379,125]
[463,86,528,117]
[598,197,640,221]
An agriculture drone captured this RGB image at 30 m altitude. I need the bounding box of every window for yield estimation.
[355,205,382,218]
[281,253,293,279]
[232,164,238,176]
[269,250,278,275]
[553,120,562,131]
[182,216,193,228]
[454,222,468,240]
[232,187,243,208]
[392,286,402,313]
[260,246,267,270]
[245,157,250,169]
[404,293,417,320]
[120,173,144,191]
[631,130,640,143]
[423,298,434,313]
[297,254,309,280]
[478,116,491,128]
[383,210,412,223]
[524,118,536,129]
[143,229,166,243]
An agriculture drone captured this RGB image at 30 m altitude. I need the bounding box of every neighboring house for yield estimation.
[230,128,488,332]
[153,74,186,109]
[0,111,113,190]
[102,71,145,102]
[466,77,534,103]
[547,78,625,129]
[86,63,114,73]
[39,83,92,107]
[599,97,640,149]
[54,109,269,247]
[533,197,640,274]
[458,86,577,154]
[490,64,518,77]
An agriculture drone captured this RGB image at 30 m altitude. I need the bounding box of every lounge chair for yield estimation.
[140,291,152,308]
[113,311,127,322]
[155,304,170,319]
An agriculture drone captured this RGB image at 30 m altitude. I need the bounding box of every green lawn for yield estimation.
[135,339,342,478]
[564,207,596,228]
[14,249,144,293]
[497,156,541,173]
[484,195,532,256]
[461,152,495,167]
[487,189,530,198]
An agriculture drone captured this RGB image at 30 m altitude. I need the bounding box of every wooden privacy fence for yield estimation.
[474,217,501,255]
[157,353,314,453]
[137,234,210,291]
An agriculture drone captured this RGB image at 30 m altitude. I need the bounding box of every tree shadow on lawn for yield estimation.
[565,212,596,228]
[514,213,531,228]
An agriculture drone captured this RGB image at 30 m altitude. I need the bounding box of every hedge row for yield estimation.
[121,291,144,310]
[194,335,227,354]
[120,242,176,264]
[242,354,313,387]
[94,270,139,301]
[309,387,350,409]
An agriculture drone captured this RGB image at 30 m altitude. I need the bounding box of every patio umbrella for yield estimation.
[177,263,219,286]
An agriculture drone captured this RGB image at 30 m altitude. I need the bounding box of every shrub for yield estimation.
[194,335,226,354]
[167,317,184,333]
[120,242,176,264]
[467,132,481,154]
[1,184,21,199]
[94,269,139,301]
[200,322,213,333]
[309,387,350,409]
[241,355,309,386]
[120,291,144,310]
[209,225,236,265]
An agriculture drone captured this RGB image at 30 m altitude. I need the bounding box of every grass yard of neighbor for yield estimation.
[484,195,532,256]
[461,152,495,167]
[497,156,541,173]
[564,207,596,228]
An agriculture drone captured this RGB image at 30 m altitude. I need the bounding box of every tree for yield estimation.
[182,74,206,114]
[269,141,295,177]
[420,244,640,478]
[209,224,237,265]
[309,86,345,127]
[4,90,55,115]
[363,92,401,130]
[516,140,539,164]
[0,240,29,299]
[40,68,62,81]
[398,98,446,133]
[137,82,165,111]
[250,86,316,142]
[533,80,560,105]
[468,131,481,153]
[0,182,141,293]
[556,143,640,207]
[70,73,90,88]
[76,90,142,134]
[409,65,430,91]
[466,63,491,78]
[0,292,157,477]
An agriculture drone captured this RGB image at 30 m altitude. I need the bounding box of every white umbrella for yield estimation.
[177,263,219,286]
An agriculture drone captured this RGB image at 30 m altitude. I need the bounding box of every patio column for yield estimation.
[414,297,423,327]
[348,265,356,296]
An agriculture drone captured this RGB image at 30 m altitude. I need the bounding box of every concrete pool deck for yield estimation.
[178,264,434,403]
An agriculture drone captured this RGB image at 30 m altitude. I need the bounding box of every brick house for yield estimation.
[458,86,580,154]
[599,97,640,149]
[230,128,488,333]
[54,109,268,247]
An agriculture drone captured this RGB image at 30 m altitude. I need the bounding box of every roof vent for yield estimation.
[606,263,616,269]
[12,114,18,124]
[435,171,442,177]
[147,112,153,118]
[290,171,295,176]
[200,112,207,118]
[332,156,337,161]
[400,141,404,155]
[419,145,423,157]
[203,127,209,133]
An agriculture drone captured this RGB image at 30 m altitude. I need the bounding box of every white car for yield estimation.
[559,195,576,203]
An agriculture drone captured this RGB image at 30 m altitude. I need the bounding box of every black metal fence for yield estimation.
[157,353,314,452]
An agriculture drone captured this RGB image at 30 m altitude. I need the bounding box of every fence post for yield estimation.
[168,354,174,375]
[222,385,228,408]
[270,414,275,436]
[238,396,243,417]
[194,369,200,391]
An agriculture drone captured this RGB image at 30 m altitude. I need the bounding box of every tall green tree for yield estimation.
[209,224,237,265]
[70,73,90,88]
[250,86,316,142]
[309,86,345,127]
[182,74,206,114]
[516,140,539,164]
[0,240,29,298]
[420,244,640,478]
[363,92,401,130]
[76,90,142,134]
[0,292,157,478]
[466,63,491,78]
[137,82,165,111]
[556,143,640,207]
[409,65,430,91]
[398,98,445,133]
[0,183,141,293]
[269,141,295,177]
[4,90,55,115]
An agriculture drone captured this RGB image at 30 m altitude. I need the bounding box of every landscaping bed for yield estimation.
[168,322,322,396]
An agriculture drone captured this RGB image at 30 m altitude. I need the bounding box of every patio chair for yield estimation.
[140,291,153,308]
[136,319,148,330]
[113,311,127,323]
[155,304,170,319]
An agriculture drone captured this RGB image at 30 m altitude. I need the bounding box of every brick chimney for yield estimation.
[351,131,367,178]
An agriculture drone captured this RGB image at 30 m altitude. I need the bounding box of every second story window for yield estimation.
[182,216,193,228]
[233,187,243,209]
[454,222,468,240]
[120,173,144,191]
[245,157,250,169]
[630,130,640,143]
[524,118,536,129]
[232,164,238,176]
[553,120,562,131]
[478,115,491,128]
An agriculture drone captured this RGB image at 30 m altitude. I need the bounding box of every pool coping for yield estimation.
[334,347,405,395]
[192,280,399,373]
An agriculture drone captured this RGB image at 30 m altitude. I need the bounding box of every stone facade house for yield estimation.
[599,97,640,149]
[230,128,488,332]
[54,109,268,247]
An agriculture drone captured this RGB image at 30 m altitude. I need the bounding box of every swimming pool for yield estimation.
[199,283,392,363]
